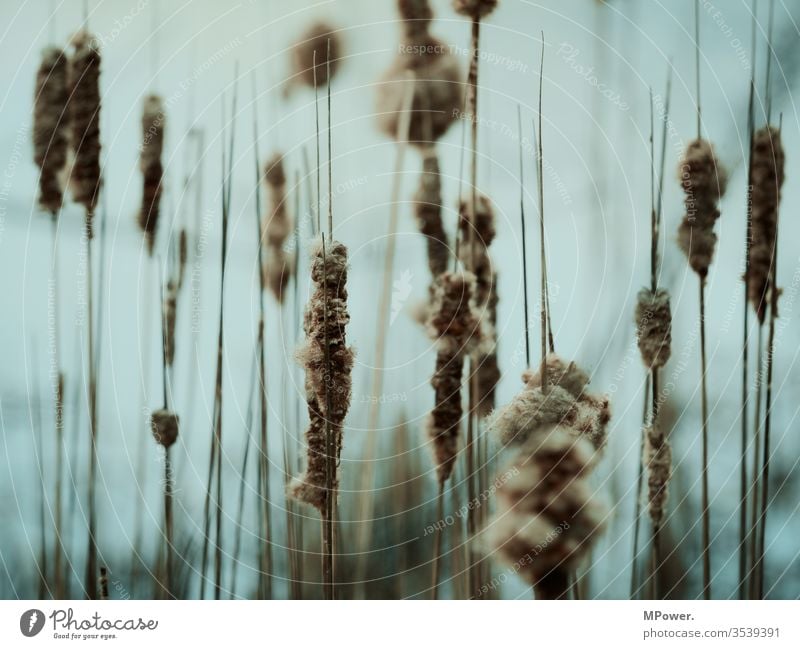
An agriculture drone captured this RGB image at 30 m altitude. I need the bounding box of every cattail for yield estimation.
[138,94,166,255]
[177,228,188,291]
[98,566,109,600]
[290,239,354,510]
[398,0,433,40]
[414,147,450,278]
[645,423,671,529]
[483,426,607,598]
[163,280,178,368]
[490,354,610,451]
[635,288,672,369]
[376,38,462,145]
[747,126,785,323]
[150,409,179,448]
[452,0,498,18]
[261,153,294,303]
[33,47,70,215]
[426,270,481,482]
[459,194,500,416]
[676,138,727,277]
[68,31,102,235]
[290,22,342,91]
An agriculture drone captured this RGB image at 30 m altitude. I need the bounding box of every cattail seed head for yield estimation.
[635,288,672,369]
[290,238,354,510]
[33,47,70,215]
[414,147,450,278]
[68,31,102,235]
[261,153,294,303]
[452,0,498,19]
[376,39,462,145]
[290,22,342,91]
[150,409,179,448]
[398,0,434,40]
[676,138,727,277]
[645,423,671,529]
[138,94,166,255]
[177,228,188,291]
[747,125,785,323]
[426,270,482,482]
[483,426,607,590]
[163,280,178,368]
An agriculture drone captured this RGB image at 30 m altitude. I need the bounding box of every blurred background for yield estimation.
[1,0,799,599]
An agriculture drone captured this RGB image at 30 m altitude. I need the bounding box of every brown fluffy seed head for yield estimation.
[33,47,70,215]
[482,426,607,588]
[138,94,166,255]
[452,0,498,19]
[163,280,178,367]
[68,31,102,235]
[414,147,450,278]
[458,194,495,304]
[426,270,482,354]
[261,153,294,303]
[376,39,462,145]
[635,288,672,369]
[290,239,354,510]
[676,138,727,277]
[747,126,785,323]
[177,229,188,291]
[398,0,433,39]
[150,409,179,448]
[291,22,342,90]
[645,424,671,529]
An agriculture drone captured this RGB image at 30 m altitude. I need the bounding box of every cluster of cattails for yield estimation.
[290,239,354,509]
[288,21,342,93]
[33,47,70,215]
[68,31,102,234]
[485,354,610,596]
[261,154,294,303]
[138,94,166,254]
[376,0,462,144]
[747,126,785,323]
[459,195,500,416]
[425,271,482,483]
[676,139,727,277]
[635,288,673,529]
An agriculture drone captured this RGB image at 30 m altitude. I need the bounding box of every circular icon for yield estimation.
[20,609,45,637]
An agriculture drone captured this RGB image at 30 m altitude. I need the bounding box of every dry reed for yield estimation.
[33,47,70,215]
[138,94,166,255]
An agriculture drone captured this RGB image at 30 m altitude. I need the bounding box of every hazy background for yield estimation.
[1,0,800,599]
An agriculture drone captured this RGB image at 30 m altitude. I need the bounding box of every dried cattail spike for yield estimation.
[635,288,672,369]
[376,39,462,145]
[452,0,498,19]
[163,280,178,367]
[676,138,727,277]
[474,278,501,417]
[138,94,166,255]
[98,566,109,600]
[524,353,590,399]
[68,31,102,235]
[414,146,449,278]
[177,229,188,291]
[33,46,70,215]
[458,194,495,300]
[747,125,785,323]
[151,409,179,448]
[290,238,354,510]
[398,0,433,39]
[425,271,481,482]
[261,153,294,303]
[483,427,607,593]
[290,22,342,90]
[645,423,672,529]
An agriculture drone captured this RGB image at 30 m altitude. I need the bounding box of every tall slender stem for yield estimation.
[699,279,711,599]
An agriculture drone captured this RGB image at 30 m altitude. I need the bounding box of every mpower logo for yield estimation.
[20,609,45,637]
